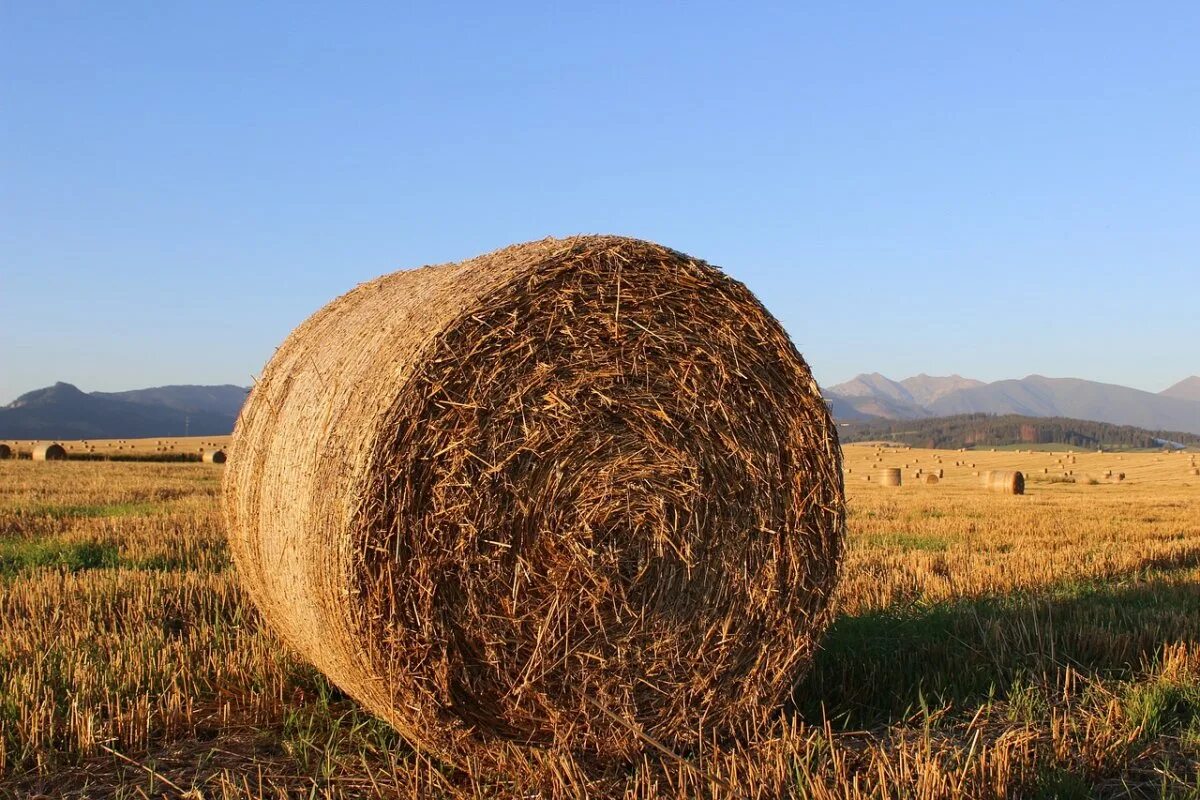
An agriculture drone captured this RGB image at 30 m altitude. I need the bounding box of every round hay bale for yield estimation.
[32,443,67,461]
[223,236,846,764]
[1115,472,1125,481]
[0,443,11,459]
[924,474,939,484]
[983,470,1024,495]
[202,449,227,464]
[879,467,902,487]
[1191,468,1199,477]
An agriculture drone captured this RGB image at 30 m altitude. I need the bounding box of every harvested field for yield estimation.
[2,446,1200,796]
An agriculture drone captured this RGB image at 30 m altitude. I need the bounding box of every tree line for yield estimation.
[838,413,1200,450]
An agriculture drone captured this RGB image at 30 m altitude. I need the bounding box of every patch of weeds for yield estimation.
[1122,677,1200,738]
[0,539,120,577]
[1006,675,1051,724]
[867,533,948,552]
[1031,766,1092,800]
[12,502,162,519]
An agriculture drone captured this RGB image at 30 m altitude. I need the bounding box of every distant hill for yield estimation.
[899,374,986,405]
[840,413,1200,451]
[825,373,929,419]
[0,382,244,439]
[93,384,248,417]
[826,373,1200,435]
[1162,376,1200,403]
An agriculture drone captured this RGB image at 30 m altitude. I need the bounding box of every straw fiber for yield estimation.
[224,235,844,765]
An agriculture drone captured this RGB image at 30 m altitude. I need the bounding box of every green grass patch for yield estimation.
[8,501,162,519]
[1123,677,1200,738]
[864,533,948,551]
[0,539,120,577]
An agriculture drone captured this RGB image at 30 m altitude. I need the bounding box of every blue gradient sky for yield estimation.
[3,3,1198,403]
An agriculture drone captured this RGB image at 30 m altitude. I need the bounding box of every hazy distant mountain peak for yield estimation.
[0,382,248,439]
[898,374,985,405]
[1162,376,1200,402]
[7,382,88,409]
[825,371,1200,434]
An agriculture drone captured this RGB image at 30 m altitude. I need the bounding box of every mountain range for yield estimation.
[0,383,247,439]
[2,373,1198,439]
[826,374,1200,435]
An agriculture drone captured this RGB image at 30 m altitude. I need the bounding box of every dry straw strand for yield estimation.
[223,235,846,769]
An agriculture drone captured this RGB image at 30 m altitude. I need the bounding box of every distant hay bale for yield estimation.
[223,235,846,765]
[1115,472,1126,481]
[1191,468,1199,476]
[202,449,227,464]
[924,474,939,484]
[32,443,67,461]
[982,470,1024,494]
[880,467,903,487]
[0,443,11,459]
[936,468,944,478]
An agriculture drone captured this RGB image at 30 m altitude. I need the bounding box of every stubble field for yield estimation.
[1,444,1199,798]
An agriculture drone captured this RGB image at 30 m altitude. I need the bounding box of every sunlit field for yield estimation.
[2,444,1199,798]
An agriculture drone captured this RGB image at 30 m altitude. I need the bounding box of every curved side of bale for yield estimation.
[202,449,227,464]
[224,236,846,765]
[984,470,1024,494]
[879,467,902,487]
[0,443,11,459]
[32,443,67,461]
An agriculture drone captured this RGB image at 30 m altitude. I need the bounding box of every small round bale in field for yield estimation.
[982,470,1025,495]
[0,443,11,459]
[880,467,903,486]
[202,449,227,464]
[32,443,67,461]
[924,474,939,484]
[224,235,846,765]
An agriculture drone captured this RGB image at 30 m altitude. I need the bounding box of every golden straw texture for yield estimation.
[31,443,66,461]
[982,470,1025,494]
[224,235,844,764]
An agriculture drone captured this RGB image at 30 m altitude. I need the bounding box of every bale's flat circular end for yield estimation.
[224,236,844,763]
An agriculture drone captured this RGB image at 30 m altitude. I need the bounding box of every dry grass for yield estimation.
[1,445,1200,797]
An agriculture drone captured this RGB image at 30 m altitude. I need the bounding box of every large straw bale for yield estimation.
[224,236,845,764]
[32,443,66,461]
[982,469,1024,494]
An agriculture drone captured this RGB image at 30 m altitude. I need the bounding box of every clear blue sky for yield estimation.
[3,3,1198,404]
